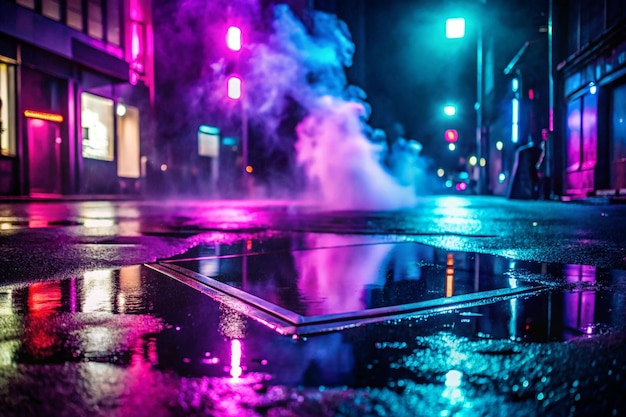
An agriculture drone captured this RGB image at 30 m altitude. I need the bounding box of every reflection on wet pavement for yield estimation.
[0,234,625,416]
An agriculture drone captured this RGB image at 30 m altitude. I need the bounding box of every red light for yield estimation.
[227,76,242,100]
[445,129,458,143]
[528,89,535,100]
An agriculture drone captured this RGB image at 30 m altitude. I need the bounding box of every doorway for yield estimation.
[27,118,62,195]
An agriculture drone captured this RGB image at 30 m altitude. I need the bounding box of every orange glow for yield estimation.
[445,253,454,297]
[446,273,454,297]
[246,240,253,251]
[24,110,64,123]
[245,165,253,173]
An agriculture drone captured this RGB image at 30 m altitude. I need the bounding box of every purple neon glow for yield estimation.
[227,76,242,100]
[206,2,427,209]
[230,339,243,378]
[227,26,242,51]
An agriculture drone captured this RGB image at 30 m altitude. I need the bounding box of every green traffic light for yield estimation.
[446,17,465,39]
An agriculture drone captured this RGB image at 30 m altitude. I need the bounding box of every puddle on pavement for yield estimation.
[1,234,625,416]
[143,233,626,336]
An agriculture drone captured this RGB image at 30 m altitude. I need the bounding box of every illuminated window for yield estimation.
[87,0,104,39]
[0,64,16,157]
[42,0,61,21]
[117,104,141,178]
[81,93,114,161]
[66,0,83,31]
[198,125,220,157]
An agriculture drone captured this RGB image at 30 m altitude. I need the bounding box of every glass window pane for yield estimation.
[88,0,104,39]
[566,98,581,172]
[67,0,83,31]
[581,93,598,169]
[117,105,141,178]
[42,0,61,21]
[107,0,122,45]
[81,93,114,161]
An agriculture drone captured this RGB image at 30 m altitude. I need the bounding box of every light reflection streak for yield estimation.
[83,219,115,228]
[442,369,464,406]
[230,339,243,379]
[82,270,113,313]
[509,278,518,340]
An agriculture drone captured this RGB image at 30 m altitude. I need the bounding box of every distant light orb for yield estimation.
[160,164,168,171]
[245,165,253,173]
[589,82,597,95]
[444,105,456,116]
[448,143,456,151]
[468,155,478,166]
[437,168,445,177]
[116,104,127,117]
[226,26,242,51]
[512,78,519,92]
[498,172,506,183]
[445,370,463,388]
[445,18,465,39]
[479,157,487,167]
[495,140,504,151]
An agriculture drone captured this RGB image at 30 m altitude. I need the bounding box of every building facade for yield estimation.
[553,0,626,199]
[0,0,154,197]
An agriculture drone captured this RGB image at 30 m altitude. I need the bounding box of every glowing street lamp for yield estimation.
[445,17,465,39]
[227,75,242,100]
[226,26,242,51]
[444,105,457,116]
[446,3,486,194]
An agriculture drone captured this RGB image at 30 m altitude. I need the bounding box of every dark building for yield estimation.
[0,0,154,197]
[552,0,626,199]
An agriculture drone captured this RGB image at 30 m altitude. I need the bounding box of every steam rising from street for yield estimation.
[210,1,426,209]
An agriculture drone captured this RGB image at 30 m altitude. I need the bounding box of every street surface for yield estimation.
[0,195,625,416]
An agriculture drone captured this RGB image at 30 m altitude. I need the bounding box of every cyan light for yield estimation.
[444,105,457,116]
[512,98,519,143]
[446,18,465,39]
[199,125,220,135]
[512,78,519,92]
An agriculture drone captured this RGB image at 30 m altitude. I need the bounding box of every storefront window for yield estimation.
[0,64,16,157]
[81,93,114,161]
[566,98,581,172]
[116,104,140,178]
[581,93,598,169]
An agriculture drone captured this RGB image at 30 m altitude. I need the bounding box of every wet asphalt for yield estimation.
[0,195,625,416]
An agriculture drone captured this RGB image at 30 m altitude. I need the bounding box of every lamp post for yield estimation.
[446,0,486,194]
[226,24,250,194]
